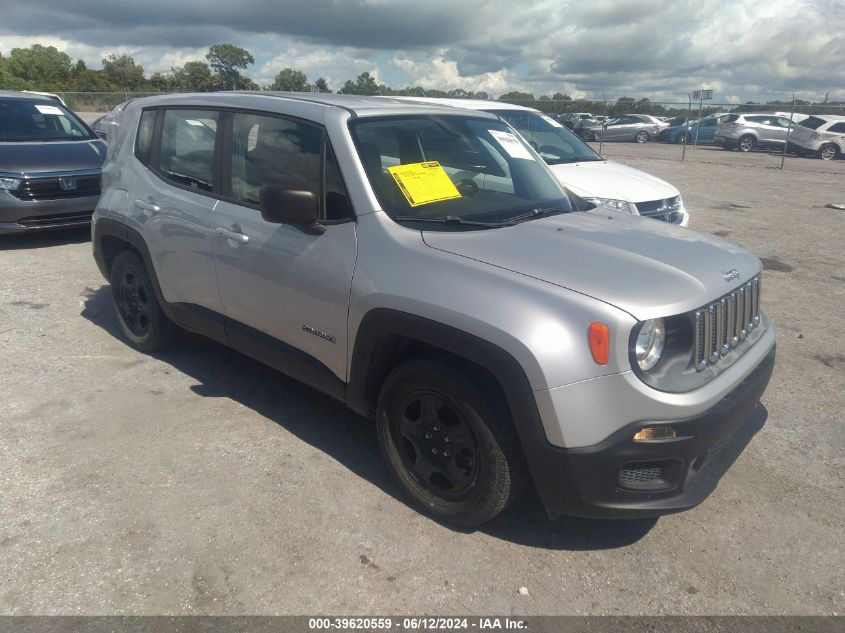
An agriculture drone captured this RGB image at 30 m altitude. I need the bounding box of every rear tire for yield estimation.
[376,358,527,526]
[738,135,756,152]
[109,250,180,352]
[635,131,649,143]
[818,144,838,161]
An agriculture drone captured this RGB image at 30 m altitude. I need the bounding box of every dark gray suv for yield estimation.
[0,91,106,234]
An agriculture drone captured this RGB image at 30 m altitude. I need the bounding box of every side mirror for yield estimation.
[95,130,108,140]
[259,185,325,234]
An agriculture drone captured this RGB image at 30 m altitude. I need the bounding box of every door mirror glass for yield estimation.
[259,185,321,228]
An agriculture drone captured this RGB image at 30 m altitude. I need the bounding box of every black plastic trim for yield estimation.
[537,344,775,519]
[347,309,566,516]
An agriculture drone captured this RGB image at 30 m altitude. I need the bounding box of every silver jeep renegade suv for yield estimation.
[92,93,776,526]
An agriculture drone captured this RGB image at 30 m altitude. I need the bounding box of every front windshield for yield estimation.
[350,115,571,226]
[0,98,94,142]
[487,109,603,165]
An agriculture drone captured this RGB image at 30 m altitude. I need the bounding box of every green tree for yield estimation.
[340,71,379,95]
[172,61,214,91]
[7,45,72,87]
[313,77,331,93]
[269,67,308,91]
[149,72,171,92]
[101,54,146,90]
[498,91,535,102]
[206,43,254,90]
[552,92,571,101]
[69,58,112,91]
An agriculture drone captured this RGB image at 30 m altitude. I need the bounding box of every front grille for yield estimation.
[694,275,761,371]
[635,196,682,222]
[8,173,101,201]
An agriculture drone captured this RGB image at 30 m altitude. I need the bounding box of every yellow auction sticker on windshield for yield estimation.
[387,161,462,207]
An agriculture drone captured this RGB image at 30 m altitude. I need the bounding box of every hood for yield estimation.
[422,211,760,321]
[549,160,679,203]
[0,139,106,175]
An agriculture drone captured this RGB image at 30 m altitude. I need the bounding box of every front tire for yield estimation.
[738,135,756,152]
[376,358,526,526]
[635,130,649,143]
[674,133,687,144]
[109,250,180,352]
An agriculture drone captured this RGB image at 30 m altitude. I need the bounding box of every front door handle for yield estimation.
[134,199,160,213]
[215,227,249,245]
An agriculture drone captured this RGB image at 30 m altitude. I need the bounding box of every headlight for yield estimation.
[585,197,634,213]
[0,176,22,191]
[635,318,666,371]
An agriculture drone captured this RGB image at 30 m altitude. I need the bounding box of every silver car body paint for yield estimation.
[95,92,775,450]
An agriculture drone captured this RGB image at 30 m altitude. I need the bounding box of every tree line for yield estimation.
[1,43,840,118]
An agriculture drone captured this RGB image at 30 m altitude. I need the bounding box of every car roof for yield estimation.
[0,90,61,104]
[388,96,540,114]
[805,114,845,121]
[126,91,501,121]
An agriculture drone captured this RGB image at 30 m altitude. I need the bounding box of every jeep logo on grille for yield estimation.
[723,268,740,282]
[58,176,77,191]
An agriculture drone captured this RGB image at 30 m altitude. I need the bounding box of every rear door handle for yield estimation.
[215,227,249,244]
[134,199,160,213]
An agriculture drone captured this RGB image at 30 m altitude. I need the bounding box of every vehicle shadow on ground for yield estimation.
[0,226,90,250]
[82,284,657,550]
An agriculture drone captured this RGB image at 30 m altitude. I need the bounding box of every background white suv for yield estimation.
[397,98,690,226]
[790,115,845,160]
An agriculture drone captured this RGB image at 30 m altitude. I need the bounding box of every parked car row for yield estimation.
[2,89,776,527]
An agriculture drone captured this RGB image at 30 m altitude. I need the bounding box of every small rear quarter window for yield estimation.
[135,110,157,164]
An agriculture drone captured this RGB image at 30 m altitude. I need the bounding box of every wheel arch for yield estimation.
[346,308,568,516]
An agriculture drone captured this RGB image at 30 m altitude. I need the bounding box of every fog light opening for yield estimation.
[633,425,677,442]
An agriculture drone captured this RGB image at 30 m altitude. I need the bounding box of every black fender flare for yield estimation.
[347,309,571,516]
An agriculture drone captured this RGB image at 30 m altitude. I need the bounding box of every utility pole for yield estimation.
[780,93,796,170]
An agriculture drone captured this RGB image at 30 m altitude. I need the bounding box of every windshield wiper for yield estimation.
[502,206,570,225]
[394,215,503,228]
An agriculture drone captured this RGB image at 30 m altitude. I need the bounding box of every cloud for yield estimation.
[1,0,842,101]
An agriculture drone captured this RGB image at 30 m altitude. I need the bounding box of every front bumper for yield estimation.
[0,192,98,234]
[530,342,775,519]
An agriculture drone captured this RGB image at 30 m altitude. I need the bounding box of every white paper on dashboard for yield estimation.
[34,104,64,115]
[488,130,534,160]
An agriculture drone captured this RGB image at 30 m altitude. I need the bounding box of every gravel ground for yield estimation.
[1,128,843,616]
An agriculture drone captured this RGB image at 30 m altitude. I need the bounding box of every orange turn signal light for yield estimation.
[588,322,610,365]
[633,426,677,442]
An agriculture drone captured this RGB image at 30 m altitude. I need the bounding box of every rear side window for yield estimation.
[157,109,218,193]
[724,114,740,123]
[135,110,156,164]
[799,116,827,130]
[828,122,845,134]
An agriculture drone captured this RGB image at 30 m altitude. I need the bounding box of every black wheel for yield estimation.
[738,135,756,152]
[109,250,180,352]
[674,133,687,144]
[376,358,526,526]
[634,130,649,143]
[818,144,838,161]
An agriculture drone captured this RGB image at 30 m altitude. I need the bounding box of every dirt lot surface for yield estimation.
[1,132,843,615]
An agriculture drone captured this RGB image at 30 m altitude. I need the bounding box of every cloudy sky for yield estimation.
[1,0,843,102]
